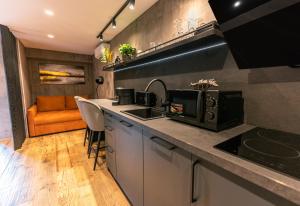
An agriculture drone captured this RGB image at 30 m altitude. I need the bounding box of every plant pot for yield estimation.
[122,54,132,62]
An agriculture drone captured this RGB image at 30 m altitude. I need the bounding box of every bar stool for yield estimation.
[78,99,105,170]
[74,96,89,146]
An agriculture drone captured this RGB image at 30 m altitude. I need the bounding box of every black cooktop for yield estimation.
[215,127,300,180]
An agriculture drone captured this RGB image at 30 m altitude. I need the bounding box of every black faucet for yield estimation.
[145,79,169,110]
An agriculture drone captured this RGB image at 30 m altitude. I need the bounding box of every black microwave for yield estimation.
[166,90,244,131]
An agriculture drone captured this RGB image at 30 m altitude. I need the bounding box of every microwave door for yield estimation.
[197,91,205,122]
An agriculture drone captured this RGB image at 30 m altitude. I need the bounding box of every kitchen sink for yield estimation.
[121,108,165,121]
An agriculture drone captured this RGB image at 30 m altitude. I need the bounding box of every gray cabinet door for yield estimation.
[115,119,143,206]
[192,160,276,206]
[143,130,192,206]
[104,113,117,178]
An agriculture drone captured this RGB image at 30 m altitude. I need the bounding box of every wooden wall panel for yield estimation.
[26,48,94,103]
[26,48,93,63]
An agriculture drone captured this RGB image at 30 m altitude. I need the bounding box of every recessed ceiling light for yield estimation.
[44,9,54,16]
[47,34,55,39]
[233,1,241,8]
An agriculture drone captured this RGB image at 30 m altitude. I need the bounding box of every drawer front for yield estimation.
[104,112,117,178]
[143,130,192,206]
[105,129,115,151]
[192,160,276,206]
[115,120,143,206]
[106,143,117,178]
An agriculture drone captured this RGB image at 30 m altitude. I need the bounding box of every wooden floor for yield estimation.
[0,130,130,206]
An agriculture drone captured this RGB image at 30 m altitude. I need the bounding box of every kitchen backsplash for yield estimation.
[106,0,300,134]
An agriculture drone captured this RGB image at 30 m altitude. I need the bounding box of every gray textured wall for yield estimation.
[93,57,114,99]
[110,0,300,134]
[0,25,26,149]
[0,30,12,139]
[26,48,94,104]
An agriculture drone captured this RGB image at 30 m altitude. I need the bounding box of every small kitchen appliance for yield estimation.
[113,88,135,105]
[166,90,244,131]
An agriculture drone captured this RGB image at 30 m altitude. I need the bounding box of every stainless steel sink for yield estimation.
[121,108,165,121]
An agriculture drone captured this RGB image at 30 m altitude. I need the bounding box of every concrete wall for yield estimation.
[93,57,114,99]
[109,0,300,134]
[0,25,26,149]
[0,30,12,139]
[111,0,216,53]
[26,48,94,103]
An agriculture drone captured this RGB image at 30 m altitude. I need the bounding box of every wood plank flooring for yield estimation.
[0,130,130,206]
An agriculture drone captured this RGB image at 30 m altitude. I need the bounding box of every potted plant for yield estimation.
[119,43,136,62]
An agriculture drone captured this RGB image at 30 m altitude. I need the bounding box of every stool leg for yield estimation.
[88,130,94,157]
[83,127,88,146]
[93,131,102,170]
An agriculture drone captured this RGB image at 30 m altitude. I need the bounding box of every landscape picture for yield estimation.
[39,64,85,85]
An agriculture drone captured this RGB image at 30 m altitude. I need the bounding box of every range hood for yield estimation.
[208,0,300,69]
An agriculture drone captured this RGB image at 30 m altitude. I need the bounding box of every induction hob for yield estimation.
[215,127,300,180]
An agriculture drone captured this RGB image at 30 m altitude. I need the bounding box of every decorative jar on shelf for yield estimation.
[119,43,136,62]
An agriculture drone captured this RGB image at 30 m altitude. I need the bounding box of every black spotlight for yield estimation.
[96,76,104,85]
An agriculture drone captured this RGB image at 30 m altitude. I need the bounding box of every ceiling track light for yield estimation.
[129,0,135,10]
[96,0,135,40]
[99,34,104,41]
[112,19,117,29]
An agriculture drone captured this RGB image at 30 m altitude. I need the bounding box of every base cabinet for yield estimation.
[192,159,276,206]
[143,130,192,206]
[115,118,143,206]
[104,111,286,206]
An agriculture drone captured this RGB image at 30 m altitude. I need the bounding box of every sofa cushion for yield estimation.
[34,110,82,125]
[37,96,65,112]
[65,95,88,110]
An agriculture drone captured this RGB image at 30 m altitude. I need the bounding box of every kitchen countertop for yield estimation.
[92,99,300,205]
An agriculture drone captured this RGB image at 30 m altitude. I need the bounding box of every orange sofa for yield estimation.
[27,96,87,137]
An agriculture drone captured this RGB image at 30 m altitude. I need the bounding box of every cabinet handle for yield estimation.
[192,160,201,203]
[150,136,176,150]
[120,120,133,127]
[105,125,113,131]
